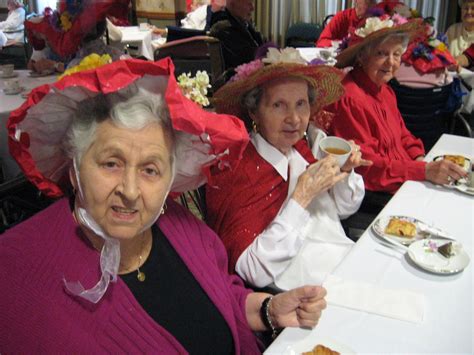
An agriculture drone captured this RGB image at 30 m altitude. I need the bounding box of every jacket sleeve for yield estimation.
[315,11,347,47]
[0,8,25,31]
[329,96,426,193]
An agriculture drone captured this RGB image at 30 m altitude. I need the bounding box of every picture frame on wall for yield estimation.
[135,0,185,20]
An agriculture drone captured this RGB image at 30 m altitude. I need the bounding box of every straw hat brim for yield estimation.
[212,63,345,123]
[335,19,424,69]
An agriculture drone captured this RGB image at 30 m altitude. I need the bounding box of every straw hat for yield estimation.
[212,47,344,125]
[8,58,249,198]
[335,16,424,69]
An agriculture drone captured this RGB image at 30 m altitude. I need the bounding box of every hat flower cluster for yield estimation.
[230,47,307,83]
[59,53,112,79]
[177,71,212,107]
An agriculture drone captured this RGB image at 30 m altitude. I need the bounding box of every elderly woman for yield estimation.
[328,16,468,194]
[0,0,25,47]
[0,59,326,352]
[208,48,370,290]
[446,0,474,68]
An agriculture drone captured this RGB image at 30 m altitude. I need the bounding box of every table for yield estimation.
[265,134,473,354]
[0,70,57,180]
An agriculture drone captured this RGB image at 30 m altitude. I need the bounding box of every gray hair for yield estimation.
[65,90,176,174]
[459,0,474,7]
[240,81,316,130]
[7,0,24,8]
[356,32,410,65]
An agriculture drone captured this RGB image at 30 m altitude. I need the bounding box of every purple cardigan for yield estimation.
[0,198,260,353]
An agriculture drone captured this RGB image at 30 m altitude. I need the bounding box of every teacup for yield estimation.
[4,78,21,93]
[1,64,15,77]
[319,136,352,167]
[139,22,149,31]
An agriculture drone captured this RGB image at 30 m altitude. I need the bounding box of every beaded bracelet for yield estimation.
[260,296,278,339]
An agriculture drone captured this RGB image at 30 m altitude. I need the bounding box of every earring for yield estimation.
[160,202,167,215]
[252,121,258,133]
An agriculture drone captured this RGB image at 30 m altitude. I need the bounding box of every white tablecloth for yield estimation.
[265,134,474,354]
[0,70,57,179]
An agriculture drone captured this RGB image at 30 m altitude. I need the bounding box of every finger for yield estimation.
[359,159,373,166]
[299,298,327,313]
[332,171,348,184]
[289,285,325,300]
[296,308,322,328]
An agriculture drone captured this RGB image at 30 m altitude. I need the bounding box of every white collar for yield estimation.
[251,133,309,181]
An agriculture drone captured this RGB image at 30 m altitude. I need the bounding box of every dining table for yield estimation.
[112,26,166,61]
[0,69,57,180]
[265,134,473,354]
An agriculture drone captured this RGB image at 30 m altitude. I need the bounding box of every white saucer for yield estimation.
[0,72,18,79]
[3,87,24,95]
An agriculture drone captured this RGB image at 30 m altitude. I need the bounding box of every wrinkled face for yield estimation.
[355,0,374,18]
[251,77,311,155]
[74,119,173,240]
[7,0,17,10]
[462,1,474,29]
[228,0,254,22]
[362,37,404,87]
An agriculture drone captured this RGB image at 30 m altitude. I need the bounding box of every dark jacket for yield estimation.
[210,9,263,77]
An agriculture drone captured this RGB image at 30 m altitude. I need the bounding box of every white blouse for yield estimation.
[235,130,365,289]
[446,22,474,57]
[0,7,25,43]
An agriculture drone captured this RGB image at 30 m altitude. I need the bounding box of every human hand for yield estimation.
[340,140,373,173]
[32,59,56,73]
[292,155,347,208]
[425,159,468,185]
[455,54,470,69]
[270,286,327,329]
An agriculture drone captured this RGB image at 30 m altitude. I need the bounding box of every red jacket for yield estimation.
[316,8,364,48]
[327,68,426,193]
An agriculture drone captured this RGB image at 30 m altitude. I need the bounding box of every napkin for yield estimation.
[323,275,425,324]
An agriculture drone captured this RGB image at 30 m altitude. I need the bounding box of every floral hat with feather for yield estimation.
[335,10,424,69]
[212,47,344,129]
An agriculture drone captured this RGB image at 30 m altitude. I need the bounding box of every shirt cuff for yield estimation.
[281,198,311,229]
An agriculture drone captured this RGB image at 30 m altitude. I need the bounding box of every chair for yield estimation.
[0,175,55,233]
[154,36,225,92]
[166,26,207,42]
[285,22,322,48]
[389,79,464,151]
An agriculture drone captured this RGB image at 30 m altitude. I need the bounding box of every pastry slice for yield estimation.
[444,155,466,168]
[385,218,416,238]
[303,344,340,355]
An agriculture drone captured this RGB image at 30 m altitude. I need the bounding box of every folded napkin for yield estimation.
[323,275,425,324]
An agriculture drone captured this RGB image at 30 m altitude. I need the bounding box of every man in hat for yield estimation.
[316,0,376,48]
[209,0,263,78]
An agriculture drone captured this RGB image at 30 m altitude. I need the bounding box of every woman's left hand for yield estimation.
[270,286,327,329]
[340,140,373,173]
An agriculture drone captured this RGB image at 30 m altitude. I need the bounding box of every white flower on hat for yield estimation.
[262,47,307,65]
[355,17,394,38]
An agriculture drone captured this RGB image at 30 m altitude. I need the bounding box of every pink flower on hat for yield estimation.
[230,59,264,83]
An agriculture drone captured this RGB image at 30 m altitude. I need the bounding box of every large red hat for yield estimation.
[8,58,249,198]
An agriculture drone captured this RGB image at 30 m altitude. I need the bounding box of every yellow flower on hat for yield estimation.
[58,53,112,80]
[60,11,72,31]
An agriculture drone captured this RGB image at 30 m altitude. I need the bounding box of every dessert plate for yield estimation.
[408,238,470,274]
[372,215,427,246]
[283,336,355,355]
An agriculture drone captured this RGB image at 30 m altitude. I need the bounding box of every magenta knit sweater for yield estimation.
[0,198,260,354]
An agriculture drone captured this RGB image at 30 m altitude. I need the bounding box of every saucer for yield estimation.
[3,86,24,95]
[0,72,18,79]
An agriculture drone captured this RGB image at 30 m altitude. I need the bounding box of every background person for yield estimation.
[209,0,263,78]
[0,58,327,352]
[316,0,376,48]
[446,0,474,68]
[0,0,25,48]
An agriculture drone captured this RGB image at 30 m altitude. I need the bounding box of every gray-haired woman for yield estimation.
[0,59,326,353]
[328,16,467,193]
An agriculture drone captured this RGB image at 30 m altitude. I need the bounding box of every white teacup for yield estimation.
[1,64,15,76]
[4,78,21,93]
[319,136,352,167]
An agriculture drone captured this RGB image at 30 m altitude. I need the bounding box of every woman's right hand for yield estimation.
[425,160,468,185]
[292,155,348,208]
